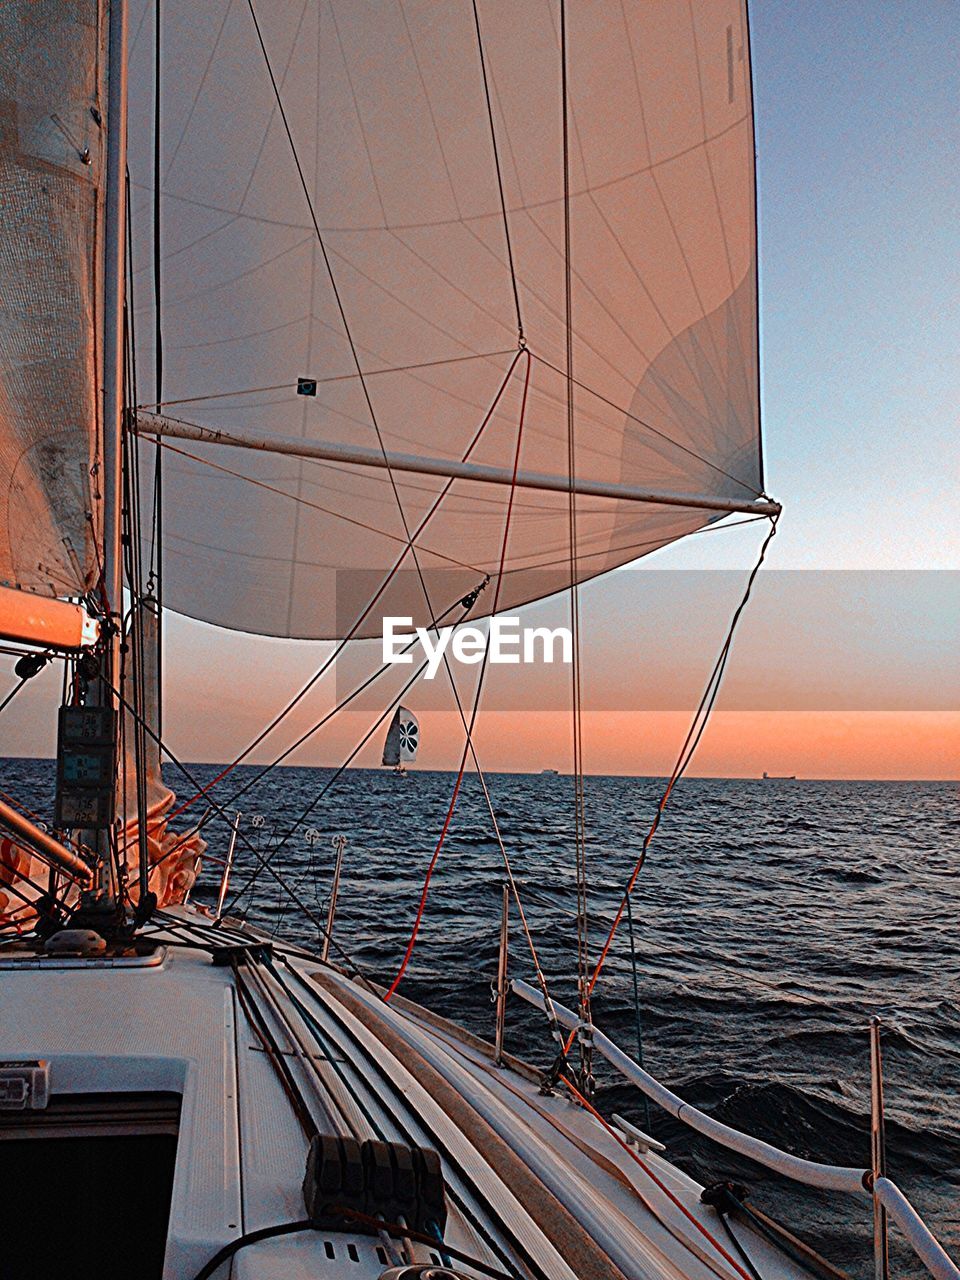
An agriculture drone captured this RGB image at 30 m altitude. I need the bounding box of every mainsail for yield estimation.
[128,0,762,639]
[0,0,105,599]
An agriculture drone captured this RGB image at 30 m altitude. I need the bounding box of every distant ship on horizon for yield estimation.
[763,770,797,780]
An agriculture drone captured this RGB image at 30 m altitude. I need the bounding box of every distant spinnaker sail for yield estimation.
[0,0,106,599]
[128,0,761,638]
[382,708,419,768]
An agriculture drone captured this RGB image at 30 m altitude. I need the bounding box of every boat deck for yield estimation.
[0,906,813,1280]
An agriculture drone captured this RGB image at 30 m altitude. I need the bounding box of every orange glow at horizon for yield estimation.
[267,708,959,782]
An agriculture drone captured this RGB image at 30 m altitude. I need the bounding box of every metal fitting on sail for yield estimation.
[459,577,489,612]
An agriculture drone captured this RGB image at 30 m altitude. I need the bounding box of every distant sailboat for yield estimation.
[382,707,420,774]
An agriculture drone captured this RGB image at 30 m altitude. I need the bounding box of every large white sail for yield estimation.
[128,0,761,638]
[0,1,106,599]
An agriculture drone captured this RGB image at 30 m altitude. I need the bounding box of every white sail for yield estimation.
[128,0,761,638]
[0,0,106,600]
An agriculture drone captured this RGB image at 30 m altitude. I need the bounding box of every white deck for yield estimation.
[0,906,814,1280]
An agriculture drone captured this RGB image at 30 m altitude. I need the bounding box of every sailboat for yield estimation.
[382,708,420,776]
[0,2,955,1279]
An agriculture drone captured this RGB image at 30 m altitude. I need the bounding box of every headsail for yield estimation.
[382,707,419,769]
[129,0,761,638]
[0,0,106,600]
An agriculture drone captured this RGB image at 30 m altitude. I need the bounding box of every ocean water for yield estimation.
[3,761,957,1277]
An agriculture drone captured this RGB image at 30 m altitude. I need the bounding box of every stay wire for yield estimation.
[214,14,553,1041]
[560,0,590,1078]
[148,0,164,636]
[217,582,486,904]
[122,191,152,907]
[0,677,29,718]
[238,7,557,1049]
[221,635,451,914]
[471,0,524,343]
[624,890,652,1131]
[159,349,523,828]
[151,579,482,882]
[564,513,779,1059]
[384,353,531,1001]
[98,666,373,983]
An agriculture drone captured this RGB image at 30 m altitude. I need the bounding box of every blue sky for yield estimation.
[698,1,959,573]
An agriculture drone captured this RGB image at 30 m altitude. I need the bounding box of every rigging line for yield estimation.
[0,677,28,718]
[244,0,411,510]
[561,1077,754,1280]
[244,13,552,1033]
[121,298,150,906]
[135,348,517,409]
[716,1213,765,1280]
[98,669,373,982]
[153,580,479,871]
[152,439,483,574]
[623,890,652,1132]
[160,349,522,826]
[530,351,763,496]
[153,0,162,407]
[497,514,766,578]
[221,646,437,913]
[0,874,71,929]
[384,351,532,1003]
[560,0,590,1076]
[0,787,91,860]
[564,514,779,1057]
[0,859,77,921]
[471,0,524,342]
[245,0,470,769]
[123,192,157,906]
[147,3,163,598]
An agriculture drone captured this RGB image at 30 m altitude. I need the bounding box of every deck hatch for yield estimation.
[0,1091,180,1280]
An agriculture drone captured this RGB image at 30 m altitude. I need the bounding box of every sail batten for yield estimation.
[128,0,762,639]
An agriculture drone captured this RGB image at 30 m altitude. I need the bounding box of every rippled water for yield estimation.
[4,761,958,1276]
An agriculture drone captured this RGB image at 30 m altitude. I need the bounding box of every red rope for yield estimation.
[385,351,532,1001]
[561,1077,753,1280]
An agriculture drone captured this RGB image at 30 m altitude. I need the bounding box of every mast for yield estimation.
[93,0,129,899]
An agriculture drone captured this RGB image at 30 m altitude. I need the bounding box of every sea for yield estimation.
[2,761,957,1278]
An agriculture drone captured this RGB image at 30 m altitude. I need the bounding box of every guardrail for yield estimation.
[510,979,960,1280]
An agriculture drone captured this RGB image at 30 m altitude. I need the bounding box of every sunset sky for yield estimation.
[2,2,957,780]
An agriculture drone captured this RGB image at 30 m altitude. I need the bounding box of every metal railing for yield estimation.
[511,979,960,1280]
